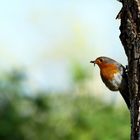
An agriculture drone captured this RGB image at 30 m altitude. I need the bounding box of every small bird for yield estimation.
[90,56,130,109]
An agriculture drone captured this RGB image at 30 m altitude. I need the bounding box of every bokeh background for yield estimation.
[0,1,130,140]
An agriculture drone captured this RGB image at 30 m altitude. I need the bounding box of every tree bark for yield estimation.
[118,0,140,139]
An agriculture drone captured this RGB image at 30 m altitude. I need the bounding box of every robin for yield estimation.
[90,56,130,109]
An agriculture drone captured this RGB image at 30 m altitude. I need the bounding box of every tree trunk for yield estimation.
[118,0,140,139]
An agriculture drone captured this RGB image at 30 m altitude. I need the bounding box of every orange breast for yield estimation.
[99,63,120,80]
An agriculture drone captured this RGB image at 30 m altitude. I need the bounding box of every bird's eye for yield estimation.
[99,58,103,62]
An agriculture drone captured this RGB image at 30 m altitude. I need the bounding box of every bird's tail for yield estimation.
[119,69,130,109]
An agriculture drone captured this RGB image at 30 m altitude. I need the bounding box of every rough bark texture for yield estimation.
[118,0,140,139]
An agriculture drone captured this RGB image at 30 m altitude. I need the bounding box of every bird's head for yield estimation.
[90,56,117,69]
[90,57,106,68]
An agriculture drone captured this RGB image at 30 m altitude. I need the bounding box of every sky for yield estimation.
[0,0,127,95]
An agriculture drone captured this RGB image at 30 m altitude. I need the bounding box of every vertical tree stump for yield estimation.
[118,0,140,139]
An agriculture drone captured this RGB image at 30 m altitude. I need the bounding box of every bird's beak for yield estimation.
[90,60,96,66]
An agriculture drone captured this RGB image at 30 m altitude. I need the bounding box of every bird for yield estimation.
[90,56,130,109]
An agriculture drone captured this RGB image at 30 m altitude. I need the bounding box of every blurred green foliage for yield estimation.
[71,62,90,83]
[0,69,130,140]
